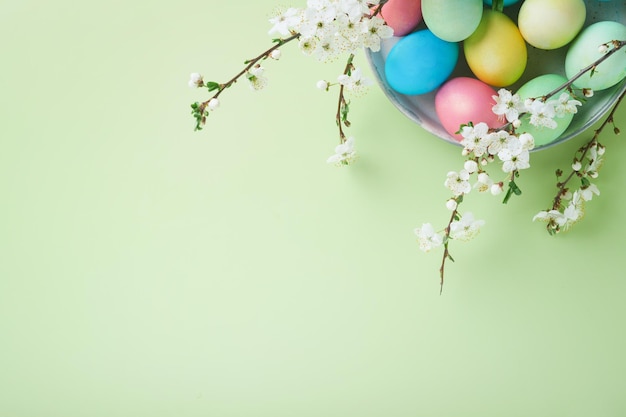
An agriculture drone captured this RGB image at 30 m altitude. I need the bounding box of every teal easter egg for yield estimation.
[384,29,458,95]
[565,21,626,91]
[422,0,483,42]
[483,0,520,6]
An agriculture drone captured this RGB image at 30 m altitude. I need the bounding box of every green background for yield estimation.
[2,1,625,416]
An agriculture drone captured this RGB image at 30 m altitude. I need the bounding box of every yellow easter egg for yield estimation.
[463,10,527,87]
[518,0,586,50]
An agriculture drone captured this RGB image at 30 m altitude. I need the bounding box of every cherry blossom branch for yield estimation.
[190,33,301,130]
[211,33,301,101]
[537,87,626,234]
[552,90,624,207]
[426,40,626,292]
[543,40,626,101]
[439,199,461,294]
[336,54,355,143]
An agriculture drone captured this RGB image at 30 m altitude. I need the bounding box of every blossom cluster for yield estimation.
[533,140,604,234]
[269,0,393,61]
[414,88,583,259]
[189,0,391,159]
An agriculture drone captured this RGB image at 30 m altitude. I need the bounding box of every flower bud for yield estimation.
[208,98,220,111]
[188,72,203,88]
[316,80,329,91]
[464,160,478,173]
[446,199,458,211]
[490,183,503,196]
[270,49,282,60]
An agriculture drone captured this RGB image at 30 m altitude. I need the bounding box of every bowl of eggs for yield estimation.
[366,0,626,150]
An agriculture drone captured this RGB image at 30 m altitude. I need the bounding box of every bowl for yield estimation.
[365,0,626,150]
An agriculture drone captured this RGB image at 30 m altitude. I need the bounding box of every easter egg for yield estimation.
[516,74,574,147]
[379,0,422,37]
[483,0,520,6]
[384,29,458,95]
[435,77,503,141]
[565,21,626,91]
[422,0,483,42]
[518,0,586,50]
[464,10,527,87]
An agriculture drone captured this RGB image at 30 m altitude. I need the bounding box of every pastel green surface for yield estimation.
[1,2,626,417]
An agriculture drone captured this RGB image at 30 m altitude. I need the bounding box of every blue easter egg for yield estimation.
[384,29,458,95]
[483,0,520,6]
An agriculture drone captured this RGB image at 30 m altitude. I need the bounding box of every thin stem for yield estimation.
[203,32,301,105]
[550,87,626,212]
[336,53,355,142]
[495,40,626,133]
[439,201,461,294]
[543,40,626,101]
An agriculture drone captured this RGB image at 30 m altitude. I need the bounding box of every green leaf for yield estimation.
[206,82,220,92]
[581,177,591,187]
[503,187,513,204]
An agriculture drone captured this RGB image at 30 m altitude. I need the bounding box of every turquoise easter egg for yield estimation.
[422,0,483,42]
[384,29,458,95]
[565,21,626,91]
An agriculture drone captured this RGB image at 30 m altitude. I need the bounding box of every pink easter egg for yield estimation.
[435,77,503,142]
[379,0,423,37]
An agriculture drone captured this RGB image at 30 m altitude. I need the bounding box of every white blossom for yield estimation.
[246,66,268,90]
[526,99,558,129]
[300,6,338,38]
[518,132,535,151]
[498,147,530,173]
[327,136,356,165]
[487,130,514,156]
[446,199,458,211]
[337,67,373,94]
[554,93,582,117]
[188,72,203,88]
[449,212,485,241]
[460,122,491,156]
[474,172,493,193]
[414,223,444,252]
[269,49,282,60]
[268,7,303,36]
[360,16,393,52]
[579,184,600,201]
[444,170,471,196]
[586,144,604,173]
[533,203,580,229]
[492,89,524,123]
[298,37,317,55]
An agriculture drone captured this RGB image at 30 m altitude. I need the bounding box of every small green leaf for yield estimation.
[206,82,220,92]
[503,187,513,204]
[581,177,591,187]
